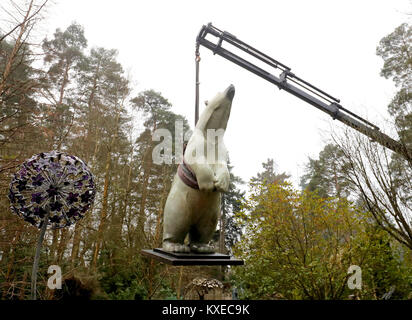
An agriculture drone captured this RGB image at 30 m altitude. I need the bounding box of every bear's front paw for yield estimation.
[198,180,216,192]
[214,173,229,192]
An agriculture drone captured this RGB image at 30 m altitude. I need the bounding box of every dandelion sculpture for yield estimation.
[8,151,96,300]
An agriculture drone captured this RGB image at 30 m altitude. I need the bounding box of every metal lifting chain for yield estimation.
[195,43,200,126]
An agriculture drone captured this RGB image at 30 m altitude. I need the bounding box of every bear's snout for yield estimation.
[224,84,235,100]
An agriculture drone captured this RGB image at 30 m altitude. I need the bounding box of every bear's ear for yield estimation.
[204,100,208,106]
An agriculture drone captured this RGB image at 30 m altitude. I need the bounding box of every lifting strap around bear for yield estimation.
[178,158,199,189]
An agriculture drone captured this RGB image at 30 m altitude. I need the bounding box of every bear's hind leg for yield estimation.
[163,225,190,253]
[162,240,190,253]
[162,196,190,253]
[188,223,216,254]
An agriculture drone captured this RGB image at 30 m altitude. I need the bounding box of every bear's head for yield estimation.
[196,84,235,132]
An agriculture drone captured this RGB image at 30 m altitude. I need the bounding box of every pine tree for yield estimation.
[300,144,351,198]
[251,158,290,185]
[41,22,87,149]
[220,159,245,254]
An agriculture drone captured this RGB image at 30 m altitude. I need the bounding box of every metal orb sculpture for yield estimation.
[8,151,96,300]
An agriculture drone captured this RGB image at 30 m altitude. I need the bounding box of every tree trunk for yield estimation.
[85,60,101,163]
[153,165,170,248]
[0,0,33,94]
[56,228,68,263]
[91,150,111,270]
[50,228,59,261]
[137,122,157,247]
[70,222,81,267]
[91,111,120,270]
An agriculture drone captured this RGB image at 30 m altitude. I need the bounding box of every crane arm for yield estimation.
[196,23,411,161]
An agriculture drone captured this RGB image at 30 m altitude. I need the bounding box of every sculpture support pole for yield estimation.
[30,209,50,300]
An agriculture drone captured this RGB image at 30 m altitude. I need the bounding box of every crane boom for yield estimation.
[196,23,411,161]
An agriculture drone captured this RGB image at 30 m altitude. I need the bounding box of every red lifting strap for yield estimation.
[177,158,199,189]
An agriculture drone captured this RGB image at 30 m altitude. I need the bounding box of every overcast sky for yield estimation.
[42,0,411,187]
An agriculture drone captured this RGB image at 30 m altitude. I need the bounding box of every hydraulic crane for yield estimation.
[195,23,411,161]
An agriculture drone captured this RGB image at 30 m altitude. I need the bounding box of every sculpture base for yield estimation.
[141,248,244,266]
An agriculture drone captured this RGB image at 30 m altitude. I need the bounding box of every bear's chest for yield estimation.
[185,187,221,213]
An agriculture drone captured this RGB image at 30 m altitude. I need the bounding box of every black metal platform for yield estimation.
[141,248,244,266]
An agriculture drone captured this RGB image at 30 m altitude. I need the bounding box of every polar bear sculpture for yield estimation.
[162,85,235,253]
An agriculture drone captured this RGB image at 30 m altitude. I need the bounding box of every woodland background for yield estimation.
[0,0,411,300]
